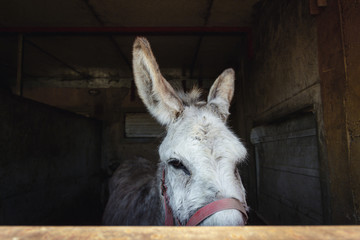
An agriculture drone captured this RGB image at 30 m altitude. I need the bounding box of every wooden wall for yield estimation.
[251,114,323,224]
[243,0,360,224]
[242,0,325,224]
[317,0,360,224]
[0,90,102,224]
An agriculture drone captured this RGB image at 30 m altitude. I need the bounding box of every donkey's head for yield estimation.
[133,37,247,226]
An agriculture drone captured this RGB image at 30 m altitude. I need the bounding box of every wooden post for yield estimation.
[15,34,23,96]
[338,0,360,222]
[317,0,356,223]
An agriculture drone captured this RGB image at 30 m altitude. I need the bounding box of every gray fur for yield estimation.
[103,157,163,225]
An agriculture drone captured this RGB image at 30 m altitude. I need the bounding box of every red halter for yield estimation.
[161,170,248,226]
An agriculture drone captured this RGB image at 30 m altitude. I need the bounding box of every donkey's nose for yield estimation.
[215,190,237,201]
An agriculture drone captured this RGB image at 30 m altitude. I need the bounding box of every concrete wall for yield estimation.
[0,90,102,225]
[243,0,328,224]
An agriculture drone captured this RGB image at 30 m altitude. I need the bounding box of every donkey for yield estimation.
[102,37,248,226]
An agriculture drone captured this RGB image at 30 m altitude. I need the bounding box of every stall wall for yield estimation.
[248,0,321,120]
[245,0,360,224]
[0,90,102,225]
[23,86,162,177]
[243,0,327,224]
[250,114,323,224]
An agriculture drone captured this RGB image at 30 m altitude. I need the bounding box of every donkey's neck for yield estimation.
[103,157,164,225]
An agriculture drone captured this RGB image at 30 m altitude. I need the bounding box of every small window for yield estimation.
[125,113,164,138]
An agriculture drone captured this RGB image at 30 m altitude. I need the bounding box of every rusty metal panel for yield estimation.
[0,226,359,240]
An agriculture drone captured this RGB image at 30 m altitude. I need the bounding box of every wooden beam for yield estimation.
[82,0,132,72]
[309,0,320,15]
[0,226,359,240]
[189,0,214,78]
[0,26,251,35]
[338,0,360,221]
[22,77,133,88]
[24,39,89,78]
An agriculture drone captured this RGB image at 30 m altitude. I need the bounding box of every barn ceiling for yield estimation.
[0,0,259,90]
[0,0,256,80]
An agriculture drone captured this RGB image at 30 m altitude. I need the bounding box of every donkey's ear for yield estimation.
[207,68,235,122]
[132,37,184,125]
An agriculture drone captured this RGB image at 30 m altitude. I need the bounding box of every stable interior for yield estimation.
[1,0,359,225]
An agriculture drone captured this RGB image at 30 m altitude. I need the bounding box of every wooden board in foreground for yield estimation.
[0,226,359,240]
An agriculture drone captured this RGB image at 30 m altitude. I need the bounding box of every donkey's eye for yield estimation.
[168,159,191,175]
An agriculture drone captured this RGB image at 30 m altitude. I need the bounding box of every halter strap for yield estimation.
[161,169,248,226]
[186,198,248,226]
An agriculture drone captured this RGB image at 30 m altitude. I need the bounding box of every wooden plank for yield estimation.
[309,0,320,15]
[0,26,252,34]
[340,0,360,221]
[0,226,359,240]
[251,114,323,224]
[317,0,354,224]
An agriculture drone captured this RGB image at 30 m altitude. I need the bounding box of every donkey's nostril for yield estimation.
[215,191,223,199]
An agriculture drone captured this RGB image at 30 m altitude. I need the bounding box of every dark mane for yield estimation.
[177,87,206,107]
